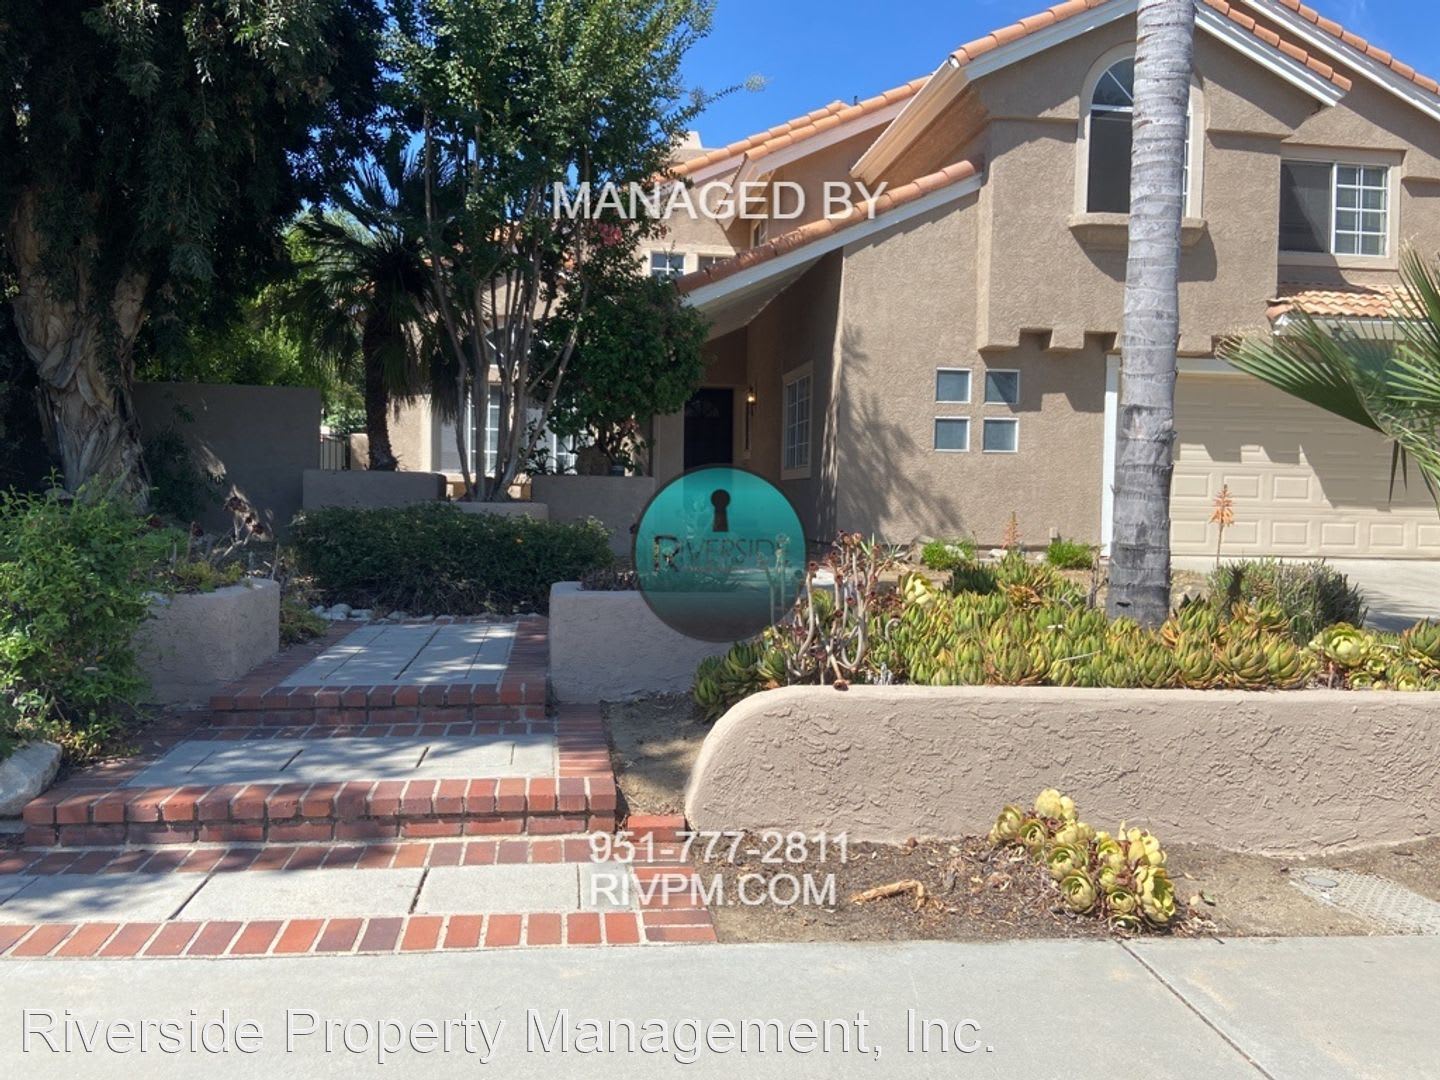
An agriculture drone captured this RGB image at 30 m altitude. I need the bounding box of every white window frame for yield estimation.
[649,250,686,281]
[933,416,971,453]
[781,365,813,479]
[696,252,731,272]
[1076,45,1204,218]
[983,368,1021,406]
[935,367,972,404]
[751,218,769,249]
[982,417,1020,454]
[1278,148,1400,268]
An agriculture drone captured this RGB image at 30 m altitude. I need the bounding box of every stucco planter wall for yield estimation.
[453,500,549,520]
[531,476,655,556]
[549,582,728,702]
[684,685,1440,856]
[301,468,445,511]
[135,579,280,705]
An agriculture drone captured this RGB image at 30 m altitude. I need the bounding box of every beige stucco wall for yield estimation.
[135,580,280,705]
[133,383,320,535]
[685,684,1440,855]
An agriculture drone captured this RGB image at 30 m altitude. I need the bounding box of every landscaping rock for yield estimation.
[0,741,62,816]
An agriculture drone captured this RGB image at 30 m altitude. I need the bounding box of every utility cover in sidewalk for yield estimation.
[1291,868,1440,934]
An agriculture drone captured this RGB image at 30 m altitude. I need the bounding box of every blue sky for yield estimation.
[681,0,1436,148]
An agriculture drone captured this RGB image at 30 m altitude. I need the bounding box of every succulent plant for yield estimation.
[988,804,1025,845]
[1046,843,1088,881]
[1060,870,1099,914]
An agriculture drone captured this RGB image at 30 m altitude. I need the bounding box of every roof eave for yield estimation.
[1242,0,1440,123]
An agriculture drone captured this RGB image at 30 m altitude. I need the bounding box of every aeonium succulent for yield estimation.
[1045,843,1088,881]
[1019,818,1050,853]
[988,804,1025,845]
[1059,871,1098,914]
[1136,866,1177,927]
[1106,886,1140,917]
[1034,788,1076,822]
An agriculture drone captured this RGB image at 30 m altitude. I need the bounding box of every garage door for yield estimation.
[1172,374,1440,558]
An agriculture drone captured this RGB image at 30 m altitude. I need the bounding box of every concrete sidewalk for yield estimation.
[0,936,1432,1078]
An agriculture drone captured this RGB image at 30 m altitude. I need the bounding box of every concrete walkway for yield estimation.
[0,936,1431,1078]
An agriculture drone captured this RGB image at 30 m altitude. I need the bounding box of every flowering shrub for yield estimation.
[989,789,1176,931]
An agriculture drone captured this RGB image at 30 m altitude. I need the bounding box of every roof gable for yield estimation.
[853,0,1361,183]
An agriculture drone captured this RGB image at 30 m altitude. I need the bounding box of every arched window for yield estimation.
[1082,56,1197,216]
[1087,58,1137,213]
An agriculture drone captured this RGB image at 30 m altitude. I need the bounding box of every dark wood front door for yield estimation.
[683,388,734,470]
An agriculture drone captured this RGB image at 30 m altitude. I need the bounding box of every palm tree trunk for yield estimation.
[6,191,149,499]
[1107,0,1194,627]
[361,320,399,471]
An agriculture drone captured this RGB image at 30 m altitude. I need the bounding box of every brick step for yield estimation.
[22,775,617,848]
[206,681,546,726]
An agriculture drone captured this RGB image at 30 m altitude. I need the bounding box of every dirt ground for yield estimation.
[603,694,1439,942]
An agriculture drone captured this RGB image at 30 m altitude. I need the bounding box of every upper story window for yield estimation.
[649,251,686,281]
[751,219,769,249]
[1280,161,1391,258]
[782,367,812,477]
[1082,54,1198,216]
[697,254,728,271]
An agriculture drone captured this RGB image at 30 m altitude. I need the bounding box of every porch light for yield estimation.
[746,386,757,406]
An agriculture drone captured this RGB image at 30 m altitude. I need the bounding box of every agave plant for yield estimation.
[1221,250,1440,505]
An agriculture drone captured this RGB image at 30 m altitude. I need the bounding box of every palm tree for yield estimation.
[285,147,435,470]
[1222,250,1440,503]
[1107,0,1195,627]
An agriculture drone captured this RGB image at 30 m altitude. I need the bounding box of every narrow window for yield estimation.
[1087,59,1136,213]
[934,418,970,452]
[783,372,812,474]
[984,370,1021,406]
[936,369,971,403]
[649,251,686,280]
[983,418,1019,453]
[1086,58,1193,215]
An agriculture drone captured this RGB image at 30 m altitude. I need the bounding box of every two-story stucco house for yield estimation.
[646,0,1440,559]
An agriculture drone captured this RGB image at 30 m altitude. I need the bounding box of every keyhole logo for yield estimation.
[710,489,731,533]
[634,466,806,642]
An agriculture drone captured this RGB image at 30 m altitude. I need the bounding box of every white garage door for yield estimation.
[1172,374,1440,558]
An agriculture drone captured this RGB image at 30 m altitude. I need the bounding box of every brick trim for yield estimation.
[23,707,614,848]
[207,617,549,724]
[0,909,712,959]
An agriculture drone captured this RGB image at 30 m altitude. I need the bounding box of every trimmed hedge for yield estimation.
[290,503,613,615]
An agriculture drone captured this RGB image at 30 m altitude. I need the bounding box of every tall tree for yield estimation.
[1107,0,1195,627]
[283,148,436,470]
[0,0,382,497]
[391,0,712,499]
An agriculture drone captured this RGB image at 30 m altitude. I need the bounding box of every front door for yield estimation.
[683,388,734,470]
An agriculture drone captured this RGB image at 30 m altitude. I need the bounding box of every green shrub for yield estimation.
[280,598,328,646]
[1045,538,1095,570]
[290,504,613,615]
[920,537,976,571]
[1208,559,1364,644]
[0,489,173,752]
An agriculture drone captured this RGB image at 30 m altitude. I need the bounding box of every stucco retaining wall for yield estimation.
[684,685,1440,856]
[134,383,321,535]
[549,582,728,702]
[453,501,549,520]
[301,469,445,510]
[531,476,655,556]
[134,580,280,705]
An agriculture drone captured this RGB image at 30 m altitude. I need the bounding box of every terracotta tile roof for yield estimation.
[676,159,983,295]
[671,78,928,179]
[1267,282,1407,320]
[1269,0,1440,96]
[949,0,1350,91]
[1205,1,1350,91]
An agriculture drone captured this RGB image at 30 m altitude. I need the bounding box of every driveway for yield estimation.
[1174,556,1440,631]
